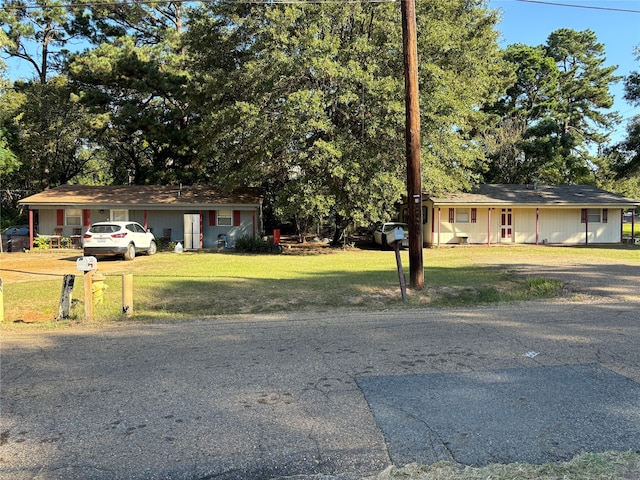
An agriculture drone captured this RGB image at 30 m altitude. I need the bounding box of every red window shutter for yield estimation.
[83,209,91,227]
[581,208,587,223]
[209,210,216,226]
[233,210,241,227]
[602,208,608,223]
[471,208,477,224]
[448,208,454,223]
[56,209,64,226]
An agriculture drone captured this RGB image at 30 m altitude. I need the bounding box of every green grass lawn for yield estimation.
[2,243,638,326]
[623,222,640,237]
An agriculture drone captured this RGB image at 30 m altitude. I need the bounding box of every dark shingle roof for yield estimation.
[19,185,264,209]
[428,184,639,207]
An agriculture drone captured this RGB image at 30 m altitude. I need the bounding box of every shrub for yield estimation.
[234,235,271,253]
[33,236,50,250]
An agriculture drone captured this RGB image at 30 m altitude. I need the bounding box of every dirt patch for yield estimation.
[0,250,131,283]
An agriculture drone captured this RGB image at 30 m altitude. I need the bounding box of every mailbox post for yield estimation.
[77,256,98,320]
[386,227,408,303]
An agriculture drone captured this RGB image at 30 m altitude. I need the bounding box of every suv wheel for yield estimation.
[124,243,136,261]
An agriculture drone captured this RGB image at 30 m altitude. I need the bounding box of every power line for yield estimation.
[2,0,395,10]
[516,0,640,14]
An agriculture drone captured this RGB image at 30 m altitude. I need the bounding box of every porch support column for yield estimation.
[143,210,148,230]
[633,210,636,243]
[431,208,435,246]
[536,208,539,245]
[199,211,203,249]
[437,208,441,247]
[29,210,35,250]
[487,208,491,246]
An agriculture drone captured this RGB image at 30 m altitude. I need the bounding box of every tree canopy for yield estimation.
[0,0,632,232]
[483,28,620,186]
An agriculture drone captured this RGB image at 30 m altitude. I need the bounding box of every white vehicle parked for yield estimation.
[372,222,409,249]
[83,221,157,261]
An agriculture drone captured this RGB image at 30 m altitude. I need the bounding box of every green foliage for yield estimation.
[0,129,19,175]
[67,35,195,185]
[233,235,272,253]
[7,78,91,190]
[525,277,563,297]
[2,0,630,235]
[33,236,50,250]
[0,0,72,83]
[186,0,506,238]
[484,28,620,185]
[610,46,640,179]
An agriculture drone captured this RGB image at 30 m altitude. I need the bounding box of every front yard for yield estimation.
[0,243,637,326]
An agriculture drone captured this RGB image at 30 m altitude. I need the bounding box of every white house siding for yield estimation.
[424,205,495,245]
[512,208,536,244]
[421,205,625,246]
[538,209,582,244]
[537,208,623,244]
[407,185,637,247]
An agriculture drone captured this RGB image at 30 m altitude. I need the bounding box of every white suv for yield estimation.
[83,221,157,260]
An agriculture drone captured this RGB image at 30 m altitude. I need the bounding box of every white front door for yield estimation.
[500,208,513,243]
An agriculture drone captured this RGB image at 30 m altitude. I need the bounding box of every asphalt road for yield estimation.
[2,267,640,479]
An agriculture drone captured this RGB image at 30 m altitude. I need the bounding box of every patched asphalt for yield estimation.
[357,364,640,467]
[1,262,640,479]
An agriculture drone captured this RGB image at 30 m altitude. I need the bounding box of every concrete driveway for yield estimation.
[1,262,639,479]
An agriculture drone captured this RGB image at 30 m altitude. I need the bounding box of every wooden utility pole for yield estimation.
[401,0,424,289]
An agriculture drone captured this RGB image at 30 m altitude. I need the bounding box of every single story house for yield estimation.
[18,184,264,250]
[399,184,639,246]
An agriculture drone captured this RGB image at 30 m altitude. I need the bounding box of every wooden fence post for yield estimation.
[122,274,133,317]
[0,278,4,323]
[58,274,75,320]
[84,271,93,321]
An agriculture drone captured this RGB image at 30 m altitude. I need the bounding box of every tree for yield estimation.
[0,52,20,182]
[1,0,100,198]
[482,44,555,183]
[547,29,619,179]
[611,46,640,179]
[1,0,74,84]
[66,1,195,185]
[185,0,507,241]
[3,77,92,188]
[484,29,620,185]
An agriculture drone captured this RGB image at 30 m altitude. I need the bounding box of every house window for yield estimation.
[65,209,82,226]
[217,210,232,226]
[111,209,128,221]
[587,209,601,223]
[456,208,470,223]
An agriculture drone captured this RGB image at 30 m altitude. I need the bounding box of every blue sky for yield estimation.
[489,0,640,143]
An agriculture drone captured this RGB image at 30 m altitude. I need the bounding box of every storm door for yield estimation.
[500,208,513,243]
